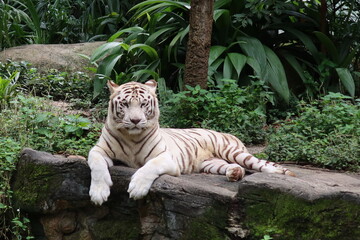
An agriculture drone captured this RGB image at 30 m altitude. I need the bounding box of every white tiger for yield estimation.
[88,80,295,205]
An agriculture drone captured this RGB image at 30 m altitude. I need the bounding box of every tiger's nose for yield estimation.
[130,118,141,125]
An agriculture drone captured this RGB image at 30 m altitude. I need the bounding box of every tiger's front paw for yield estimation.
[127,170,157,200]
[89,173,113,205]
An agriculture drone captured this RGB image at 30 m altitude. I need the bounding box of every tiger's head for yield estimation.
[107,80,159,135]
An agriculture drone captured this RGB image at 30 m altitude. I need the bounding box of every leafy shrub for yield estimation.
[1,95,101,156]
[0,0,132,49]
[23,69,93,102]
[0,71,19,110]
[265,93,360,171]
[0,61,93,105]
[160,80,274,144]
[0,137,33,239]
[93,0,360,102]
[0,91,101,239]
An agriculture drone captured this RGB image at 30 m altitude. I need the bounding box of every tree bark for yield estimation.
[183,0,214,89]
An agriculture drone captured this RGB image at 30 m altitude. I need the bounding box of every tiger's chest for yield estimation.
[112,133,167,168]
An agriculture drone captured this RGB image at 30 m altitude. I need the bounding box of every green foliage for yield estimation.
[1,95,100,155]
[0,71,19,110]
[208,37,290,102]
[90,0,359,102]
[0,63,101,239]
[90,0,191,97]
[0,61,93,104]
[266,93,360,171]
[23,69,93,102]
[261,235,273,240]
[0,94,100,237]
[0,0,32,49]
[2,1,359,100]
[160,80,274,144]
[91,30,162,97]
[0,137,33,239]
[0,0,133,49]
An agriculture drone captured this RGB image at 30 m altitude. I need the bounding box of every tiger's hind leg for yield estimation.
[220,149,295,176]
[200,158,245,181]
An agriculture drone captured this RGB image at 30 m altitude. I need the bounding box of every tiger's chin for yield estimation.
[124,127,146,135]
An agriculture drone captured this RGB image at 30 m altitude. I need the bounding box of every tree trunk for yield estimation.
[183,0,214,89]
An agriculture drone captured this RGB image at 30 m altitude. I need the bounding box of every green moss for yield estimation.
[93,217,140,240]
[12,162,61,211]
[241,188,360,240]
[181,204,229,240]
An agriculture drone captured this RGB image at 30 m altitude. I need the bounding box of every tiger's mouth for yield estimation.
[125,126,145,135]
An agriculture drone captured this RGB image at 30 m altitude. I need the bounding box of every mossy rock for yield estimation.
[93,217,140,240]
[12,148,90,213]
[181,204,229,240]
[241,187,360,240]
[12,162,62,212]
[11,149,360,240]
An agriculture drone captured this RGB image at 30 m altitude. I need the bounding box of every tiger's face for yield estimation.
[107,80,159,135]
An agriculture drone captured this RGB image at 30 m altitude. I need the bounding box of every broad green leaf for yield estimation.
[131,3,174,21]
[214,9,230,21]
[130,0,190,12]
[214,0,231,9]
[227,53,247,78]
[246,57,261,77]
[132,69,159,82]
[119,43,130,51]
[130,60,160,82]
[128,44,159,60]
[282,52,308,85]
[314,31,339,63]
[283,27,321,64]
[282,10,318,25]
[238,36,267,75]
[163,11,188,28]
[91,42,121,62]
[336,68,355,98]
[93,74,110,98]
[208,58,224,76]
[168,26,189,60]
[97,54,122,77]
[264,46,290,103]
[223,56,234,79]
[340,49,356,68]
[146,27,174,45]
[93,54,122,98]
[108,26,144,42]
[209,46,227,66]
[130,1,190,22]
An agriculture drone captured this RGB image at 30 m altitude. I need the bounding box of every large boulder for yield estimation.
[0,42,104,74]
[12,148,360,240]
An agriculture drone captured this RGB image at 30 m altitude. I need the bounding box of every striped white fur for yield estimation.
[88,80,295,205]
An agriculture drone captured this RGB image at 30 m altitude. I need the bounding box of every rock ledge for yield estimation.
[12,148,360,240]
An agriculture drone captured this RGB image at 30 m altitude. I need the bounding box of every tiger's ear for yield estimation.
[107,80,119,94]
[145,79,157,93]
